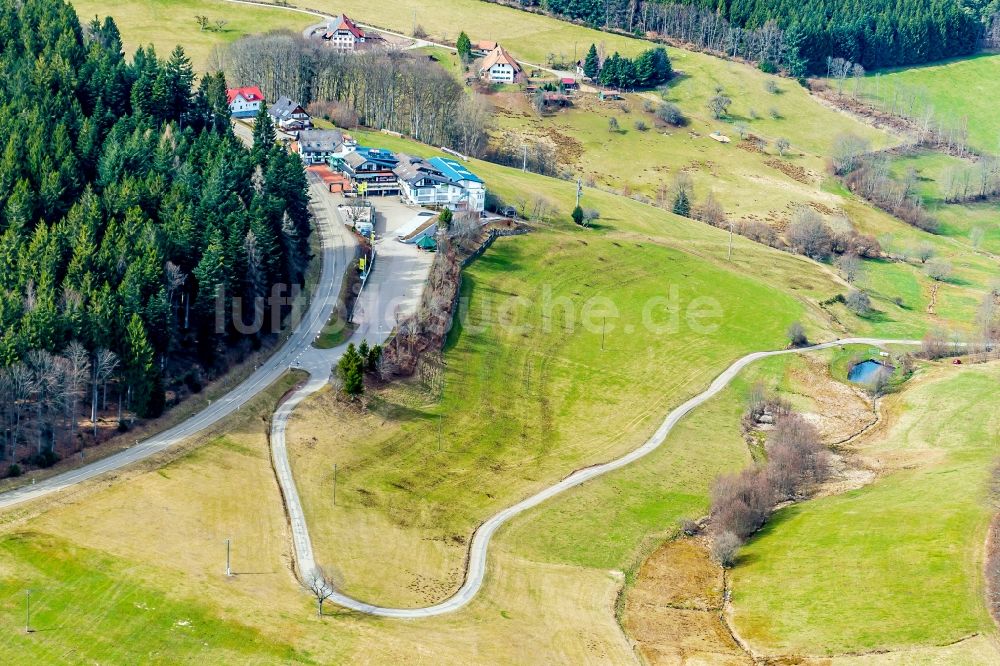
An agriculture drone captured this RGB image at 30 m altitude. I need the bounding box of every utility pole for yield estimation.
[333,464,338,506]
[576,178,583,208]
[728,219,734,262]
[522,145,527,172]
[24,589,32,634]
[225,538,232,577]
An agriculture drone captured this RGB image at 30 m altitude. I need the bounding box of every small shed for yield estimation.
[560,77,578,89]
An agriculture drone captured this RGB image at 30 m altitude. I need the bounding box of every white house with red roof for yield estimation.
[227,86,265,118]
[324,14,366,52]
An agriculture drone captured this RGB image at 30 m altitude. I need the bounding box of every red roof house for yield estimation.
[226,86,265,118]
[323,14,367,51]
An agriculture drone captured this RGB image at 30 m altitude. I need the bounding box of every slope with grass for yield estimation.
[887,150,1000,256]
[69,0,313,69]
[731,363,1000,657]
[287,228,819,607]
[0,369,636,664]
[852,54,1000,154]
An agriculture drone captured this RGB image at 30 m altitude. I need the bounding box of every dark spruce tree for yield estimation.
[0,0,314,463]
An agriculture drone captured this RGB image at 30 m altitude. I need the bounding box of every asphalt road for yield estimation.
[277,337,922,618]
[0,174,357,512]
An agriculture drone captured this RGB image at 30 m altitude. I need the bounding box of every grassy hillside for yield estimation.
[0,371,635,664]
[855,54,1000,154]
[288,227,815,606]
[732,363,1000,656]
[888,150,1000,255]
[69,0,313,69]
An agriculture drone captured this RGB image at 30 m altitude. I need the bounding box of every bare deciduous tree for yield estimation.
[308,567,336,617]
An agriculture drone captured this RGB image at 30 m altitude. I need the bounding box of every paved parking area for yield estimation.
[318,190,436,344]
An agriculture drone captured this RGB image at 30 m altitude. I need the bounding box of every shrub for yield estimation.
[926,260,953,282]
[766,414,829,499]
[694,193,726,228]
[735,220,777,247]
[769,107,781,119]
[786,209,833,260]
[608,117,620,132]
[571,205,584,226]
[710,531,742,568]
[786,321,808,347]
[759,61,778,74]
[765,79,779,93]
[183,371,202,394]
[6,464,22,478]
[633,119,649,131]
[655,102,686,126]
[846,289,872,316]
[710,467,774,540]
[915,242,935,263]
[921,330,951,359]
[678,518,701,536]
[30,449,60,469]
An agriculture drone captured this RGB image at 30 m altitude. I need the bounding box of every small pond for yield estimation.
[848,359,893,384]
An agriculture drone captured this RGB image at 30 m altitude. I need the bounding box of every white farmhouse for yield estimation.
[479,45,522,84]
[323,14,366,52]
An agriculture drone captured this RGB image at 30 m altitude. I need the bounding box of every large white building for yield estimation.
[323,14,366,52]
[394,155,486,212]
[479,45,522,84]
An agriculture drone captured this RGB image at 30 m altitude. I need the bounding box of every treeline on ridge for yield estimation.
[506,0,986,72]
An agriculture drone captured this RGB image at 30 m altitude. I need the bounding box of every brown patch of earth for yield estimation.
[624,539,752,665]
[765,158,815,185]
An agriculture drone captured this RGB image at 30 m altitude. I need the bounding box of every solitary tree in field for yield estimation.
[708,93,731,119]
[672,189,690,217]
[195,16,209,31]
[571,205,584,226]
[456,31,472,64]
[608,116,619,132]
[846,289,872,316]
[775,137,790,156]
[309,568,335,617]
[915,242,935,264]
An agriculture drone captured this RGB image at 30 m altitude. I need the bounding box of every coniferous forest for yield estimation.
[512,0,987,72]
[0,0,311,470]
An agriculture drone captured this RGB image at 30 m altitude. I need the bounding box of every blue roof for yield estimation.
[355,145,398,166]
[428,157,483,184]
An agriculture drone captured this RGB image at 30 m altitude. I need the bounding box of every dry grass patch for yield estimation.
[625,539,749,665]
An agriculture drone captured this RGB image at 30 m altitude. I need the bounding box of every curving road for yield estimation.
[273,337,922,618]
[0,176,357,512]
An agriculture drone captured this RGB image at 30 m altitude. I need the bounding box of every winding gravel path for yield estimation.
[273,337,921,618]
